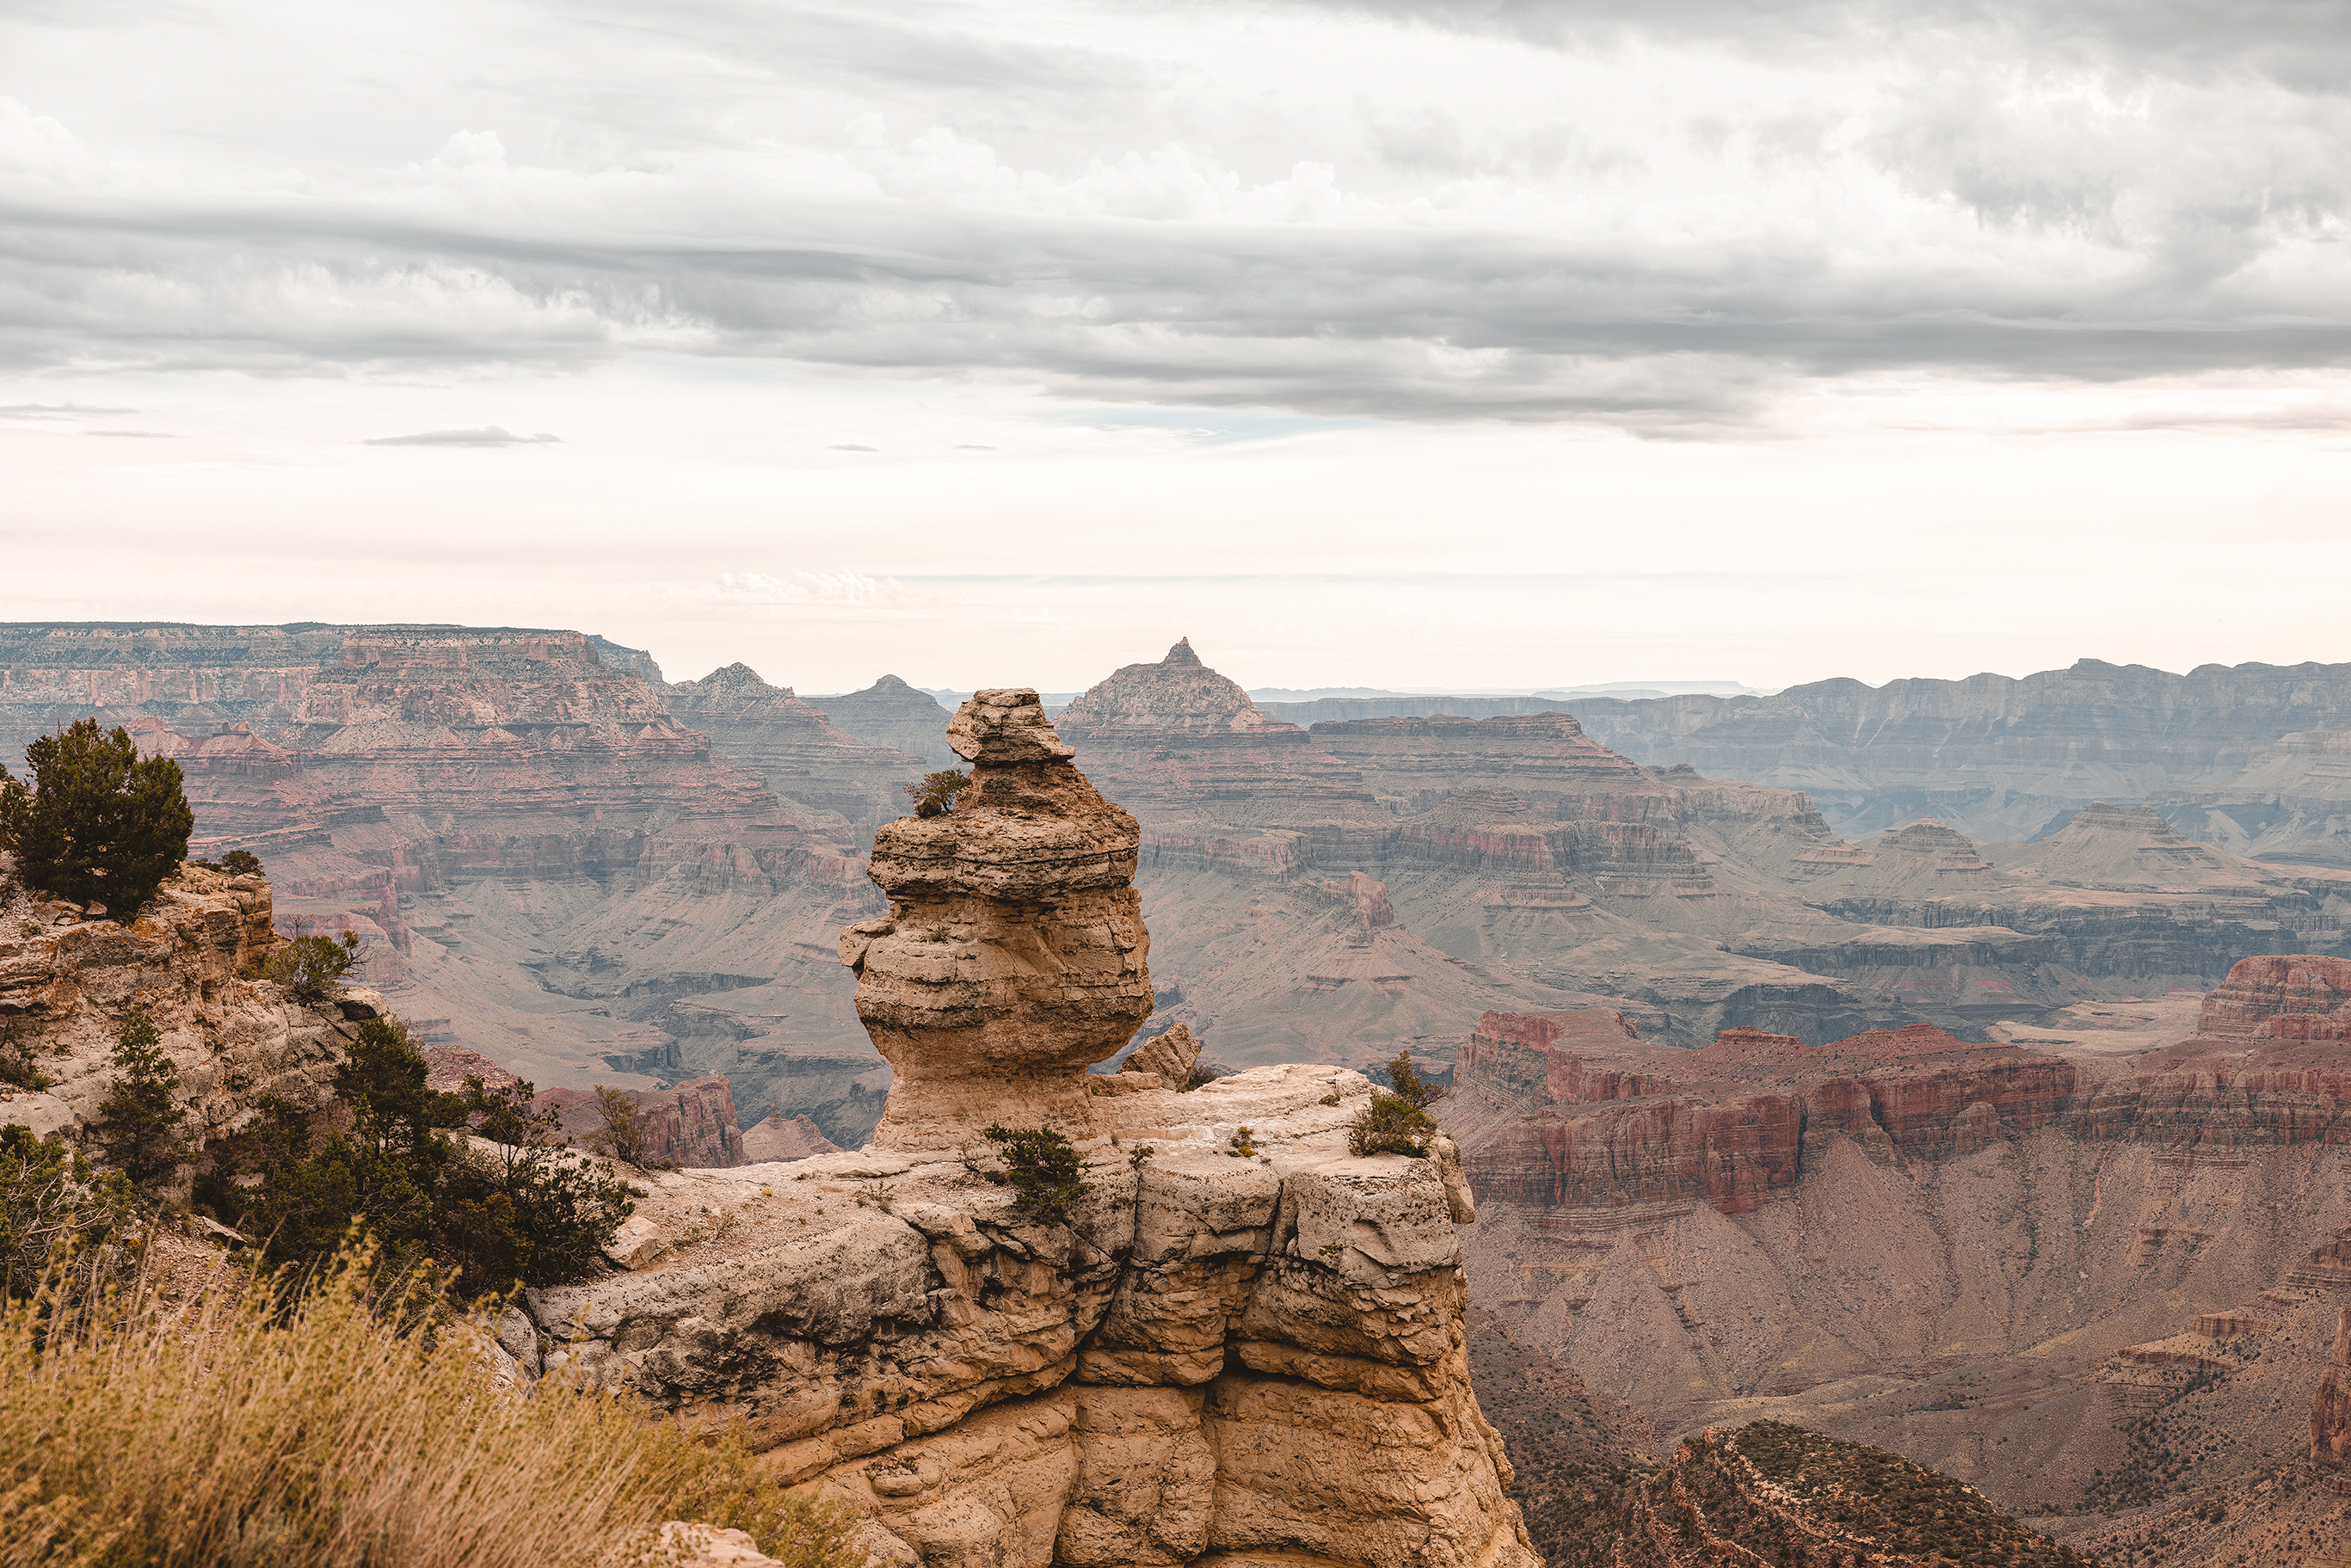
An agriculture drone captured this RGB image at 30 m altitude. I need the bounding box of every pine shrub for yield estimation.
[1,718,194,918]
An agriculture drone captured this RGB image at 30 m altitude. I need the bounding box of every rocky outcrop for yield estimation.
[0,853,350,1154]
[1055,641,1379,825]
[807,676,960,767]
[838,689,1155,1151]
[2196,955,2351,1038]
[537,1074,748,1169]
[519,1063,1531,1568]
[738,1112,840,1162]
[0,622,886,1131]
[509,716,1535,1568]
[2316,1305,2351,1469]
[663,663,931,828]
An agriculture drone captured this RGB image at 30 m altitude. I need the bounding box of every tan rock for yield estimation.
[843,690,1154,1151]
[1121,1024,1202,1088]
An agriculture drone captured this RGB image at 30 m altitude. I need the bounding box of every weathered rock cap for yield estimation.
[947,688,1074,764]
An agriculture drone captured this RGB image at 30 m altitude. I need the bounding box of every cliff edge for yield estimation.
[514,692,1537,1568]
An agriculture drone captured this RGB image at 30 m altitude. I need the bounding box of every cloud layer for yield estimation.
[4,0,2348,432]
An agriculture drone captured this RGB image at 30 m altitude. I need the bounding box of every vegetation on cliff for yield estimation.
[0,1245,860,1567]
[0,718,194,918]
[194,1016,637,1298]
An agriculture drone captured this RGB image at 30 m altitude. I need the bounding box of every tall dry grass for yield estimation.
[0,1246,858,1568]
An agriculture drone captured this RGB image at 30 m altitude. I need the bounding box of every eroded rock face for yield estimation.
[840,691,1154,1151]
[537,1075,748,1168]
[2197,954,2351,1038]
[2315,1305,2351,1468]
[0,854,349,1154]
[519,1065,1534,1568]
[663,663,931,828]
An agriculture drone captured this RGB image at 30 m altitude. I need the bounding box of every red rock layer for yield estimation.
[536,1074,747,1168]
[1458,1012,2079,1214]
[2195,954,2351,1037]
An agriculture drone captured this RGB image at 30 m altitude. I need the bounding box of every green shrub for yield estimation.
[0,1123,139,1302]
[0,1019,52,1093]
[199,1018,637,1299]
[0,1242,864,1568]
[584,1084,664,1169]
[1,718,194,918]
[978,1123,1087,1226]
[217,848,263,876]
[262,928,362,1001]
[1348,1094,1436,1158]
[1382,1048,1445,1110]
[95,1005,191,1190]
[902,768,971,818]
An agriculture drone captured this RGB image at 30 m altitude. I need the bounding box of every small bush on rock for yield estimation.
[978,1123,1087,1226]
[0,1019,52,1092]
[217,847,263,876]
[1,717,194,918]
[262,927,361,1000]
[199,1017,637,1298]
[902,768,971,818]
[585,1083,662,1168]
[1348,1049,1444,1159]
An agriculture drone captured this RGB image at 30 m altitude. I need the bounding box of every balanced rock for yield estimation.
[840,691,1154,1151]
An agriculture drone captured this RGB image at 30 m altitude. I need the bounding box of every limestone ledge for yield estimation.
[520,1063,1529,1568]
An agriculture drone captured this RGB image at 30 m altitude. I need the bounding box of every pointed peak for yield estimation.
[1163,637,1201,667]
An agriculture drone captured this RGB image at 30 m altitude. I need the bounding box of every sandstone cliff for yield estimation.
[537,1075,748,1169]
[506,698,1535,1568]
[2315,1304,2351,1470]
[0,852,354,1159]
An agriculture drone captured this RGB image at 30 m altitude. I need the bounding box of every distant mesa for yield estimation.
[1055,636,1294,737]
[802,673,959,766]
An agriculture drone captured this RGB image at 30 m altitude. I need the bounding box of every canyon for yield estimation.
[503,692,1536,1568]
[1440,953,2351,1559]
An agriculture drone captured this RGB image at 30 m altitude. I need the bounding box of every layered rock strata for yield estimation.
[512,712,1533,1568]
[840,691,1155,1151]
[805,676,960,768]
[537,1075,748,1169]
[663,664,931,829]
[2317,1304,2351,1469]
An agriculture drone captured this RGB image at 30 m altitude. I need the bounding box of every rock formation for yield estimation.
[512,710,1533,1568]
[804,676,960,767]
[2316,1304,2351,1469]
[737,1111,840,1162]
[2196,954,2351,1038]
[840,691,1154,1150]
[536,1075,748,1169]
[0,852,349,1156]
[662,664,931,828]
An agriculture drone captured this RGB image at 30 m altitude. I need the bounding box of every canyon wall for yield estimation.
[1443,956,2351,1542]
[1560,656,2351,851]
[508,695,1535,1568]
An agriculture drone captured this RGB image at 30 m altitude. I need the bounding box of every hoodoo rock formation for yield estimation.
[513,705,1533,1568]
[841,690,1155,1150]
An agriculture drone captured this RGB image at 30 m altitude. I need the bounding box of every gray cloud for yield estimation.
[4,1,2348,434]
[363,427,563,447]
[83,429,174,437]
[829,443,880,451]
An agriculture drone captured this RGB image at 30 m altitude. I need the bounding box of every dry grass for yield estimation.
[0,1245,859,1568]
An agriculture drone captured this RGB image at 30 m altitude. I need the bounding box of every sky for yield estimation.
[4,0,2350,695]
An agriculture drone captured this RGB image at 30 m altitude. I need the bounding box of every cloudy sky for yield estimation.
[4,0,2349,694]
